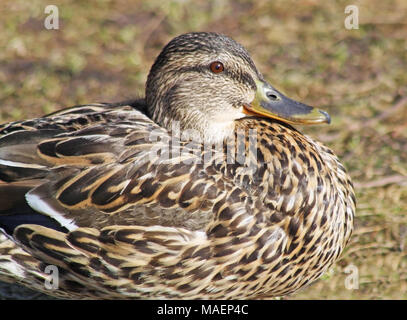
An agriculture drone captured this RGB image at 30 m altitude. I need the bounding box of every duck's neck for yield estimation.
[149,102,246,145]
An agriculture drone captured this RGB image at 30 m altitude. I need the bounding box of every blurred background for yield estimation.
[0,0,406,299]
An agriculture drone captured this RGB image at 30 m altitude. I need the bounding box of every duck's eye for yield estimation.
[209,61,224,74]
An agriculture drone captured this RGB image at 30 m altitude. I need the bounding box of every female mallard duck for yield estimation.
[0,32,355,299]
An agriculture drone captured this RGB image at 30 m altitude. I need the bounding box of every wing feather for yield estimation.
[0,101,246,234]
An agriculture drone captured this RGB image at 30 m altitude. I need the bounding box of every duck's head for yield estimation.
[146,32,330,143]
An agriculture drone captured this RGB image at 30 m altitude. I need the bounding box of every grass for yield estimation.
[0,0,406,299]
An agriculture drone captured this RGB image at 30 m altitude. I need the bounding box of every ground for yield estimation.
[0,0,406,299]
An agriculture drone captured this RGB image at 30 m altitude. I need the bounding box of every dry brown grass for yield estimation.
[0,0,406,299]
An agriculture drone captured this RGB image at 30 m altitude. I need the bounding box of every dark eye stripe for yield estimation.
[225,69,257,90]
[175,65,256,90]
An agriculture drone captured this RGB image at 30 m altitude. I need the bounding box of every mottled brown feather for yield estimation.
[0,33,355,299]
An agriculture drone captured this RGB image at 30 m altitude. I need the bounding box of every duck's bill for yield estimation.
[243,80,331,125]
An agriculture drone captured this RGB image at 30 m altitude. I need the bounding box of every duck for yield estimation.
[0,32,355,299]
